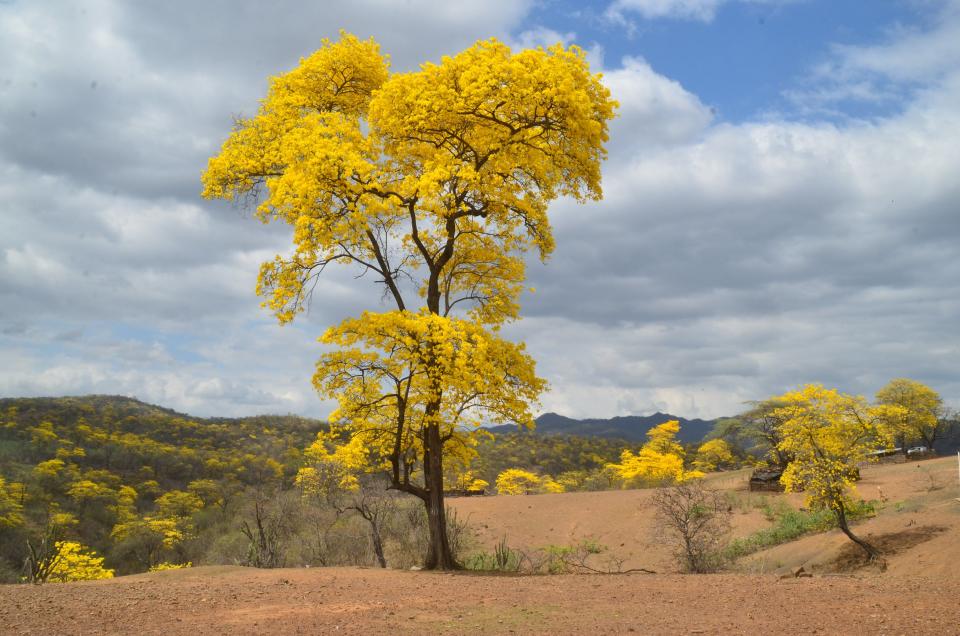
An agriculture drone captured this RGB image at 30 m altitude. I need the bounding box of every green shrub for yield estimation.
[726,499,877,559]
[464,537,522,572]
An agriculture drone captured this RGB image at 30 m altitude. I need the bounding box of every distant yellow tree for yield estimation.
[447,470,490,493]
[496,469,542,495]
[540,476,566,494]
[187,479,224,509]
[775,385,883,560]
[203,32,616,569]
[608,421,703,487]
[296,430,370,496]
[693,438,736,472]
[66,479,115,504]
[0,476,24,529]
[155,490,203,520]
[875,378,945,452]
[111,516,185,570]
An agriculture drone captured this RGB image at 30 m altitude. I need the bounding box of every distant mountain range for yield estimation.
[490,412,718,445]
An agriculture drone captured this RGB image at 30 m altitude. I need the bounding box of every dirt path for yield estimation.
[2,566,958,635]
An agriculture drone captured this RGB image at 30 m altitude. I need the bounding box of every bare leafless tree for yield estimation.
[653,481,731,573]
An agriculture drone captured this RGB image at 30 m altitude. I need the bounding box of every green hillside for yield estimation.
[0,395,322,581]
[0,395,654,581]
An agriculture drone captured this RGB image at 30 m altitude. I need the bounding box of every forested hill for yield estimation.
[0,395,332,580]
[0,394,666,580]
[491,412,717,445]
[0,394,323,463]
[0,394,324,504]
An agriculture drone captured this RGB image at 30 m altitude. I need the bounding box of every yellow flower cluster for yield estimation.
[202,33,616,328]
[47,541,114,582]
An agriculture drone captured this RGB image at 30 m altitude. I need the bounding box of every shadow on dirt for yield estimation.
[830,525,947,572]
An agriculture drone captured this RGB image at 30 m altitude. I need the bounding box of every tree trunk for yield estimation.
[774,449,788,469]
[369,521,387,569]
[835,502,883,564]
[418,275,459,570]
[422,423,458,570]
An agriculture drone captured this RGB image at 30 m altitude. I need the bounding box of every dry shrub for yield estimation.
[653,480,731,573]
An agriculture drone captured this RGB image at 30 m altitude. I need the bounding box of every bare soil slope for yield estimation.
[450,458,960,577]
[448,474,769,573]
[740,456,960,578]
[2,566,958,635]
[3,458,958,635]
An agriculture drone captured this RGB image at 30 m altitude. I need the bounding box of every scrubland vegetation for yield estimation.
[1,375,953,583]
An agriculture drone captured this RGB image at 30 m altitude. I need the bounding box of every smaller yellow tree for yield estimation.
[540,476,566,493]
[296,431,397,568]
[111,516,185,570]
[608,421,703,487]
[0,477,24,529]
[775,385,883,560]
[24,509,79,583]
[693,438,736,472]
[447,470,489,493]
[876,378,945,452]
[495,469,541,495]
[46,541,114,582]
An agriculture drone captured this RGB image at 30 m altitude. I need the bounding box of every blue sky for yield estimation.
[527,0,937,121]
[1,0,958,419]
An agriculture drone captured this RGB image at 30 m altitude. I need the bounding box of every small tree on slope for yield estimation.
[774,385,884,561]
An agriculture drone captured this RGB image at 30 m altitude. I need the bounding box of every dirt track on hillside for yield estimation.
[2,565,959,635]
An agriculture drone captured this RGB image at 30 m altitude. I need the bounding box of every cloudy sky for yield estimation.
[2,0,958,420]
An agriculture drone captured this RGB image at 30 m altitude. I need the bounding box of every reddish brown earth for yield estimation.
[3,566,960,635]
[2,457,958,635]
[448,470,770,574]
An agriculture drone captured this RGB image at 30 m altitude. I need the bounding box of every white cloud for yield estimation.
[786,0,960,112]
[2,0,958,420]
[607,0,725,22]
[602,57,714,154]
[605,0,800,23]
[510,26,576,50]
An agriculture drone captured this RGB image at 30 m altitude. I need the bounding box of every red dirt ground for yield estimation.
[2,457,958,635]
[2,566,958,635]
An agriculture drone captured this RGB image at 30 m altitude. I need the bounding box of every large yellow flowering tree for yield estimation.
[203,33,616,569]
